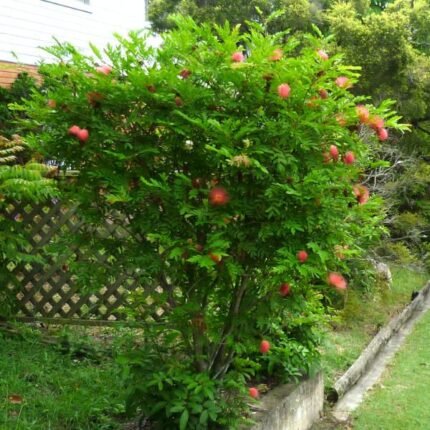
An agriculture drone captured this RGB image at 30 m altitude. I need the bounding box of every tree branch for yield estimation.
[416,125,430,136]
[208,275,249,374]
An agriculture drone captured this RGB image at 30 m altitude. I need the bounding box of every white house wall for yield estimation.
[0,0,149,65]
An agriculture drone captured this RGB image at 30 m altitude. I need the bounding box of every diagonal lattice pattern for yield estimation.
[7,199,164,323]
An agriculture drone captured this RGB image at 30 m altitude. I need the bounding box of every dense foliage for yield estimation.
[325,0,430,265]
[0,72,39,138]
[0,73,56,317]
[149,0,430,267]
[148,0,394,33]
[19,17,405,428]
[0,133,56,317]
[149,0,333,34]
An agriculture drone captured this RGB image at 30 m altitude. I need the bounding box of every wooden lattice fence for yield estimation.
[6,199,158,324]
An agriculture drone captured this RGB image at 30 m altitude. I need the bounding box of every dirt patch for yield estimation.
[312,415,351,430]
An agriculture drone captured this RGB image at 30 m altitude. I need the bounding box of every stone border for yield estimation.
[249,372,324,430]
[330,281,430,402]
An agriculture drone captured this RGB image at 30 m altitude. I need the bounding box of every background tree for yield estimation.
[148,0,331,33]
[0,73,38,139]
[326,0,430,264]
[149,0,269,32]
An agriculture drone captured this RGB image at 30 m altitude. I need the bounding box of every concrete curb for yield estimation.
[249,372,324,430]
[330,281,430,402]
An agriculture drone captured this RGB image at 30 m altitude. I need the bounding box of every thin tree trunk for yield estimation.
[209,275,249,375]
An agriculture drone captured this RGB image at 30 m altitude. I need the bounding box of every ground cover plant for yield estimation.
[17,16,407,429]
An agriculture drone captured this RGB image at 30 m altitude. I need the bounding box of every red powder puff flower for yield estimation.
[328,272,347,290]
[209,187,230,206]
[231,52,244,62]
[353,185,370,205]
[335,76,351,89]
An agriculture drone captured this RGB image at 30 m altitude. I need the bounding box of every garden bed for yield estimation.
[1,267,425,430]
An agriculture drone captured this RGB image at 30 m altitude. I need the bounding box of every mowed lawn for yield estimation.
[0,331,126,430]
[352,309,430,429]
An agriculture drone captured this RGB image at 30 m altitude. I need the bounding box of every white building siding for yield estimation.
[0,0,149,65]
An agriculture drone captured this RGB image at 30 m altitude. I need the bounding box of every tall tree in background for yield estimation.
[326,0,430,264]
[148,0,330,33]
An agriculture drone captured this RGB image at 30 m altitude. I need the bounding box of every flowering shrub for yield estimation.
[20,17,406,428]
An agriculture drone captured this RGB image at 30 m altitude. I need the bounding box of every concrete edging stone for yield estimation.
[248,372,324,430]
[331,281,430,402]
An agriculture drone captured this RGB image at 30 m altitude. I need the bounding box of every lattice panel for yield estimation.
[6,199,162,323]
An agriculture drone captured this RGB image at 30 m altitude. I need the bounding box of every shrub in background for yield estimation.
[19,16,406,428]
[0,72,38,138]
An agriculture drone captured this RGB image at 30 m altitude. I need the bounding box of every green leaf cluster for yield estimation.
[0,74,56,317]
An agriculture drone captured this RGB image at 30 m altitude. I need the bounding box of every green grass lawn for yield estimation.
[320,266,428,390]
[0,329,126,430]
[352,309,430,429]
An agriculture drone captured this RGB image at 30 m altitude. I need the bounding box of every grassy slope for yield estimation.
[0,332,125,430]
[352,309,430,429]
[320,266,428,390]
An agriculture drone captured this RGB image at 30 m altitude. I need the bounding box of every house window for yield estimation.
[41,0,92,13]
